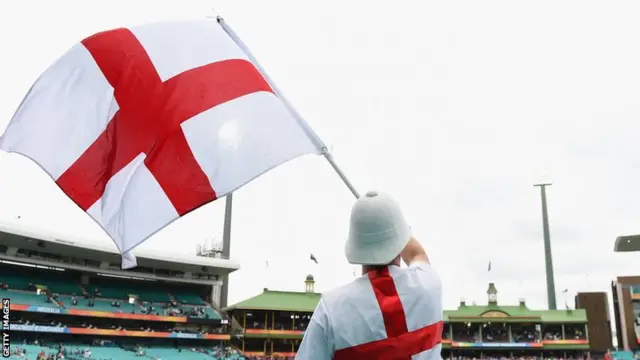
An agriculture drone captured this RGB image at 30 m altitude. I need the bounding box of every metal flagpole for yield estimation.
[217,16,360,199]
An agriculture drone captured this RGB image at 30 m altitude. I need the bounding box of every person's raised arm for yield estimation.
[400,236,429,266]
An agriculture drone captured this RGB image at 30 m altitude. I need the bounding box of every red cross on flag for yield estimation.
[0,20,324,268]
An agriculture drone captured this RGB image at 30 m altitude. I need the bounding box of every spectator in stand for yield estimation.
[296,191,443,360]
[482,323,509,342]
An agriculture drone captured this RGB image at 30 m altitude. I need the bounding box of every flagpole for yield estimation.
[217,17,360,199]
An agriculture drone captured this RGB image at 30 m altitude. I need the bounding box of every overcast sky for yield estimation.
[1,0,639,312]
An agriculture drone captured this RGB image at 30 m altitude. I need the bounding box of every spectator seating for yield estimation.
[6,344,49,359]
[57,295,126,313]
[173,291,206,305]
[90,282,171,303]
[612,351,634,360]
[6,344,246,360]
[0,272,223,320]
[0,273,82,294]
[205,307,222,319]
[0,289,51,306]
[147,347,221,359]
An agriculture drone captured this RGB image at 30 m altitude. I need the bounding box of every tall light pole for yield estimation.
[534,183,557,310]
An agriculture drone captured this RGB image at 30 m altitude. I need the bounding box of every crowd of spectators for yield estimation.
[482,323,509,342]
[448,357,584,360]
[13,339,246,360]
[449,323,586,343]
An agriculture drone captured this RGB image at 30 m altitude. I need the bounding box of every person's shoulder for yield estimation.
[321,276,370,304]
[398,262,441,287]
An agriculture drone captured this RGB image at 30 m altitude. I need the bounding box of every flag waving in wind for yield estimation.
[0,20,323,268]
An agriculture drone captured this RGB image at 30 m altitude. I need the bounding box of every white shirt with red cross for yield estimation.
[296,262,443,360]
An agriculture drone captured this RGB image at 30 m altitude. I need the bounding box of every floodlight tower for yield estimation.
[534,183,557,310]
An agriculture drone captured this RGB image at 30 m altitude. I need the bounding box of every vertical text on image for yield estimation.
[2,298,9,358]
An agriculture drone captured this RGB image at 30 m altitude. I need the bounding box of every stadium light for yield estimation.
[614,234,640,252]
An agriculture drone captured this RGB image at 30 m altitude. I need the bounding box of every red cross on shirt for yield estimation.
[333,267,443,360]
[56,28,272,215]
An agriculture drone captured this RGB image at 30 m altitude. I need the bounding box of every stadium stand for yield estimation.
[0,223,245,359]
[5,343,246,360]
[0,289,50,306]
[224,279,592,358]
[612,351,635,360]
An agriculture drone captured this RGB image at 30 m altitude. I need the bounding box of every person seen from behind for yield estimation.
[296,191,443,360]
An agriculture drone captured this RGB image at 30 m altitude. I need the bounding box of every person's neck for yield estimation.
[361,263,398,275]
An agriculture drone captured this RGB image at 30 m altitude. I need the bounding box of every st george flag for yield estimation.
[0,20,323,268]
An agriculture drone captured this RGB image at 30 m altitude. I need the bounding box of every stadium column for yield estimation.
[220,193,233,308]
[584,323,588,340]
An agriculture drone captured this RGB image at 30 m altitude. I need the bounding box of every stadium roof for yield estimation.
[0,220,240,278]
[444,304,587,323]
[224,289,321,313]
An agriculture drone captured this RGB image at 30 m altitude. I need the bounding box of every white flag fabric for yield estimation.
[0,20,323,268]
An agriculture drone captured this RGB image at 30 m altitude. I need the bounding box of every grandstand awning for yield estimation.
[223,289,321,313]
[614,235,640,252]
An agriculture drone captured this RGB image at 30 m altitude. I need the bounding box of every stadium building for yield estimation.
[439,283,588,358]
[612,276,640,351]
[0,223,244,359]
[224,275,319,357]
[574,292,613,353]
[224,277,592,358]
